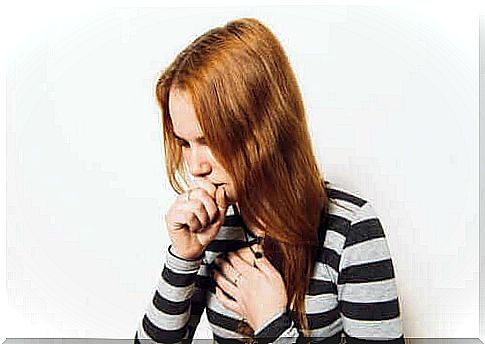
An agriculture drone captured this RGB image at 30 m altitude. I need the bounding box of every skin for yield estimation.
[167,87,288,332]
[168,87,238,206]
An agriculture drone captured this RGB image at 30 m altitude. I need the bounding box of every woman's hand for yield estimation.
[165,179,229,260]
[212,246,288,332]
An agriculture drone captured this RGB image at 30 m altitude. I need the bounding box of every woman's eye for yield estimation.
[176,139,190,148]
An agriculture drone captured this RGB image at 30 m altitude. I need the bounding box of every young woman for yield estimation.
[135,18,404,344]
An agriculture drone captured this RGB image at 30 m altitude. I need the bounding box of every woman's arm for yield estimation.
[337,201,404,343]
[134,245,207,344]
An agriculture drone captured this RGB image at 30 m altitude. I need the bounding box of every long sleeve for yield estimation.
[252,200,405,344]
[252,309,345,344]
[337,201,404,343]
[135,245,207,344]
[252,308,304,344]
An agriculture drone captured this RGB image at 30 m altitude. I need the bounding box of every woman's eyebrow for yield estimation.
[173,133,206,143]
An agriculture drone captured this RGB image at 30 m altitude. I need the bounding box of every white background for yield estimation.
[2,0,484,340]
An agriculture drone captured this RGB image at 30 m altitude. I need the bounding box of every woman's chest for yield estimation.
[199,225,340,338]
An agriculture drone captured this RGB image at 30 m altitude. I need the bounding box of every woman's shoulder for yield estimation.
[321,181,393,276]
[323,180,384,240]
[325,180,372,216]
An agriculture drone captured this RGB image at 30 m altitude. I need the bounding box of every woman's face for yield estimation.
[168,87,237,204]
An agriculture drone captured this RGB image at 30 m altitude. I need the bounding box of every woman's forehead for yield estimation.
[168,88,203,139]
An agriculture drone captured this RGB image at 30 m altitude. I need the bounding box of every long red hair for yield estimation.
[156,18,329,340]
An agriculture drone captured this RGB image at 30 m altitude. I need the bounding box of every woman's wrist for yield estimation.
[166,244,204,272]
[169,244,204,261]
[254,308,292,338]
[253,307,290,336]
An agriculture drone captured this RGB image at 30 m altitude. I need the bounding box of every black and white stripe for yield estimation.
[135,181,404,343]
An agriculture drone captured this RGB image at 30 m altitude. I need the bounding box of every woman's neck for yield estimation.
[235,202,266,238]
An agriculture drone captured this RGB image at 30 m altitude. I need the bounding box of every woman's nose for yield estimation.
[188,148,212,177]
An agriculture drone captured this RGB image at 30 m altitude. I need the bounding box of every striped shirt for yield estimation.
[135,181,405,343]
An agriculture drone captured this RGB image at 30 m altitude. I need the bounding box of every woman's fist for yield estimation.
[165,179,229,260]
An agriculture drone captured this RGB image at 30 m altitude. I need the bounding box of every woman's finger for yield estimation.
[235,246,257,266]
[190,190,220,225]
[190,179,217,199]
[183,211,203,232]
[253,254,277,277]
[215,184,229,212]
[226,251,255,276]
[215,284,242,316]
[186,198,211,228]
[213,269,239,298]
[215,257,243,285]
